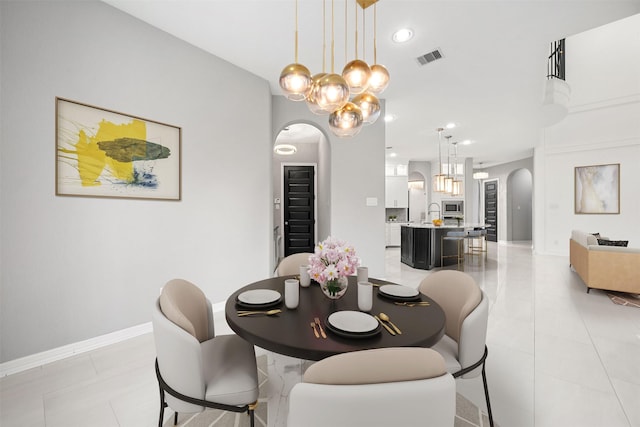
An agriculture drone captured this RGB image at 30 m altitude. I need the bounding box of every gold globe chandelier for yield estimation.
[279,0,390,138]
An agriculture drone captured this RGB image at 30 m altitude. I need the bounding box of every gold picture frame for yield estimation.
[56,97,181,200]
[574,163,619,214]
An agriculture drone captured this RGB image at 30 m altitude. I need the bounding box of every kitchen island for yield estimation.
[401,223,480,270]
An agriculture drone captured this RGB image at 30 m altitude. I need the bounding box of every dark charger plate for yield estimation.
[324,316,382,339]
[235,296,283,310]
[376,291,421,302]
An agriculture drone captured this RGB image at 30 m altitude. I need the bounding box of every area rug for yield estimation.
[168,355,496,427]
[607,291,640,308]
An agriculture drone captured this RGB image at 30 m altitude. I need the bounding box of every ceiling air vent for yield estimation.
[416,49,443,66]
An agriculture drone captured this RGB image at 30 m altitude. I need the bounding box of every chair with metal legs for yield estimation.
[288,347,456,427]
[152,279,259,427]
[418,270,495,427]
[441,231,465,269]
[465,228,487,262]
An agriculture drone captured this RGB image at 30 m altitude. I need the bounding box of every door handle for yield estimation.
[284,221,289,225]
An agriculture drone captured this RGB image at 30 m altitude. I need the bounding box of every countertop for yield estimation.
[401,223,488,229]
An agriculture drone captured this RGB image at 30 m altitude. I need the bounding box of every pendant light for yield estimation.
[328,101,364,137]
[342,0,371,95]
[279,0,312,101]
[433,128,447,192]
[367,2,390,94]
[351,2,380,125]
[326,0,363,137]
[444,135,454,194]
[315,0,350,114]
[352,91,380,124]
[451,142,463,196]
[306,0,329,115]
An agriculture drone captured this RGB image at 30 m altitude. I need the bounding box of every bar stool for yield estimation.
[465,229,487,262]
[441,231,465,270]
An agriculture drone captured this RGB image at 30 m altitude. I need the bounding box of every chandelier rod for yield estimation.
[373,3,377,64]
[331,0,335,73]
[322,0,326,72]
[294,0,299,63]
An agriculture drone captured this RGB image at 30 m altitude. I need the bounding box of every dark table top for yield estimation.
[225,275,446,361]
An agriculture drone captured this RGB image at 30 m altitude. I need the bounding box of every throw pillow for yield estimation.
[591,233,601,238]
[597,239,628,247]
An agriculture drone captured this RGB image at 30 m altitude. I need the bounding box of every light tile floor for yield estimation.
[1,242,639,426]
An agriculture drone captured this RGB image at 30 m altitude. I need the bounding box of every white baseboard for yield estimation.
[0,322,153,378]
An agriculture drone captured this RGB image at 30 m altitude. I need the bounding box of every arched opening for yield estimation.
[506,168,533,242]
[272,123,331,267]
[408,171,426,223]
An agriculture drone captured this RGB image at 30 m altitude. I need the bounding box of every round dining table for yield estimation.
[225,275,446,361]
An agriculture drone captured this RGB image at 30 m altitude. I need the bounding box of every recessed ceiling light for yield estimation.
[273,144,297,155]
[462,139,474,145]
[392,28,413,43]
[446,122,456,129]
[384,114,396,122]
[390,152,397,158]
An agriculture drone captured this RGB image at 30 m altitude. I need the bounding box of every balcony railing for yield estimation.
[547,39,565,80]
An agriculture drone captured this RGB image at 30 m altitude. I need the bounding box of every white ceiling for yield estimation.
[103,0,639,167]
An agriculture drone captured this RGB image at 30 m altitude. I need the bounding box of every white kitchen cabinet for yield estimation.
[386,222,402,246]
[385,176,408,208]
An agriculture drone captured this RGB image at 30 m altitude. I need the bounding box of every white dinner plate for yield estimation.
[328,311,378,333]
[378,285,419,298]
[237,289,281,305]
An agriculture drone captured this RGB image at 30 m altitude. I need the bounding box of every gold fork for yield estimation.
[394,302,430,307]
[310,322,320,338]
[314,317,327,339]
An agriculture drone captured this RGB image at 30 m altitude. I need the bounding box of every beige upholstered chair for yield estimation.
[288,348,456,427]
[152,279,259,427]
[276,252,313,276]
[419,270,494,427]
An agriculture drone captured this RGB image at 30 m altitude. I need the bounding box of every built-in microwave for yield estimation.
[443,200,463,214]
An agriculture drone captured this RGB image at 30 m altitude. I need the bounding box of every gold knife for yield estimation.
[374,315,396,336]
[314,317,327,339]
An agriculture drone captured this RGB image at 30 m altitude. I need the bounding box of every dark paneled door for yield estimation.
[484,181,498,242]
[284,166,315,256]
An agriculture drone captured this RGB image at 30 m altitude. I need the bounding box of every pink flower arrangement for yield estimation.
[308,236,359,285]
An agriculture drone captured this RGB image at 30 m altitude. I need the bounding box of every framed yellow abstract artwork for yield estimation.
[574,163,619,214]
[56,97,181,200]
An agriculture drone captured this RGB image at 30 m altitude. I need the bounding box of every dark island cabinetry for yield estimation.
[400,225,463,270]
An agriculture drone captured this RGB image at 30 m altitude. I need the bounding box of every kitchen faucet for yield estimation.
[427,202,441,220]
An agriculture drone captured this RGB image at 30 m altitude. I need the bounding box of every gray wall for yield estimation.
[473,157,534,242]
[271,97,386,278]
[0,1,272,362]
[271,135,326,265]
[508,169,533,241]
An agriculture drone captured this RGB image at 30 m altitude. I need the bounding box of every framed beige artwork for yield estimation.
[56,97,181,200]
[574,163,619,214]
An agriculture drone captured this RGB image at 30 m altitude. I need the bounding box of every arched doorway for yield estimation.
[408,171,426,223]
[506,168,533,242]
[272,123,330,265]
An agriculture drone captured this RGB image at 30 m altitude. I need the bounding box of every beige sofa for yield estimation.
[570,230,640,294]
